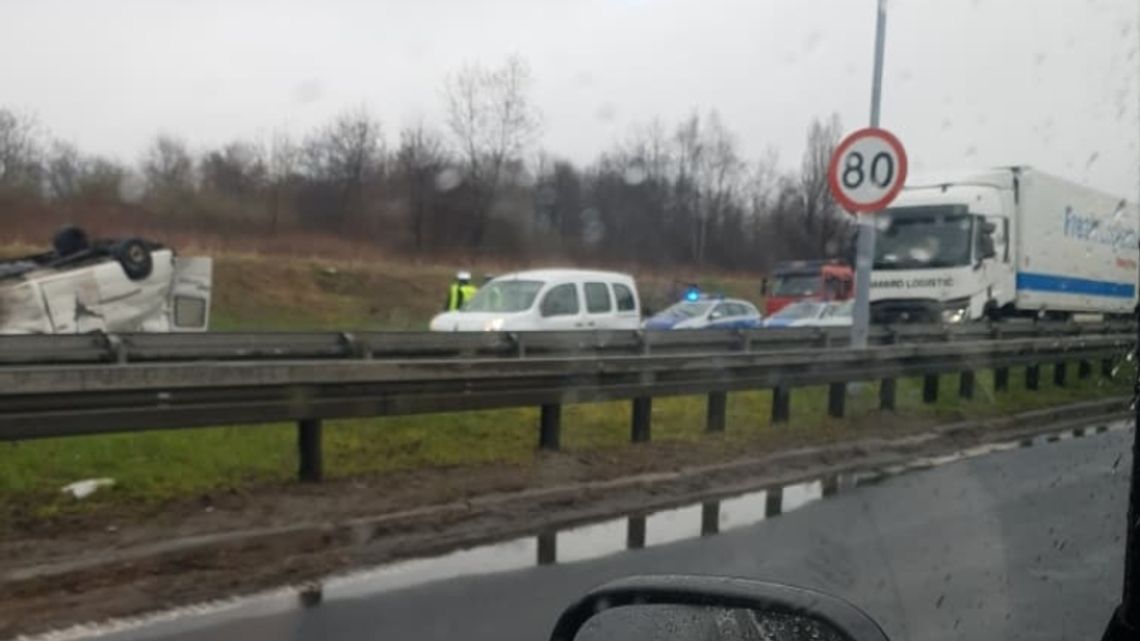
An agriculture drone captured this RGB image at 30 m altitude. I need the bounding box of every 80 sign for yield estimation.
[827,128,908,214]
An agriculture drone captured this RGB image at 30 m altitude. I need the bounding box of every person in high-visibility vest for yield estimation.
[444,270,478,311]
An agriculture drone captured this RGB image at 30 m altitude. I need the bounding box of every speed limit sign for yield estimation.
[827,127,908,213]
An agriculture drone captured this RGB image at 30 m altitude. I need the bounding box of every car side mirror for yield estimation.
[551,576,891,641]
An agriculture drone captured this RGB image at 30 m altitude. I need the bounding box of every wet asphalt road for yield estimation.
[96,427,1132,641]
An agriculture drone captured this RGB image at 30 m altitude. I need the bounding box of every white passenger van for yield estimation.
[429,269,642,332]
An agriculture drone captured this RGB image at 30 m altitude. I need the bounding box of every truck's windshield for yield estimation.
[462,280,543,312]
[874,206,974,270]
[772,274,819,297]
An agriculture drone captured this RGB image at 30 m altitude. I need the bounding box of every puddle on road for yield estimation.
[292,420,1133,609]
[29,420,1133,641]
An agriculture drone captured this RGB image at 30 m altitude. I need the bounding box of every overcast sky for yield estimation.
[2,0,1137,196]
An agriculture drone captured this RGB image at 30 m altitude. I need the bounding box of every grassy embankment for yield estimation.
[0,248,1132,526]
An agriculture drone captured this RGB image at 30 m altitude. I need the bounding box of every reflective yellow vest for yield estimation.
[447,283,478,310]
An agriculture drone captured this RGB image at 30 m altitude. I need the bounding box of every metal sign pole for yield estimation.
[851,0,888,349]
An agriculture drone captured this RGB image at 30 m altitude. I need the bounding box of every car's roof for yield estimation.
[492,268,635,282]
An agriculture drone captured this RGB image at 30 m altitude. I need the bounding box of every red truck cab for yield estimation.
[763,260,854,316]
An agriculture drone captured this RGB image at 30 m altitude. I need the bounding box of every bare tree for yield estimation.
[266,130,299,234]
[44,141,126,202]
[45,141,83,200]
[444,55,541,248]
[800,114,848,256]
[199,141,266,199]
[394,123,448,250]
[0,108,42,191]
[695,111,744,266]
[142,135,195,194]
[300,109,384,230]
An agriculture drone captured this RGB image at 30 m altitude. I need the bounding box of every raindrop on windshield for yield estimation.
[909,247,935,261]
[623,163,648,186]
[580,207,605,245]
[117,172,146,203]
[595,103,617,123]
[434,167,462,191]
[1111,202,1127,224]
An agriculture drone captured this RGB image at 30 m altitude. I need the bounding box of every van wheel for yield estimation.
[53,225,90,257]
[113,239,153,280]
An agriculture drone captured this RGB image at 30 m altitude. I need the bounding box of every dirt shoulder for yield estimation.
[0,398,1130,638]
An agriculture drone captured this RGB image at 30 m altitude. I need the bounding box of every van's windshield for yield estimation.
[462,280,543,312]
[874,206,974,270]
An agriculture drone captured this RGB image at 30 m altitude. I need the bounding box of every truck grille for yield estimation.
[870,299,942,324]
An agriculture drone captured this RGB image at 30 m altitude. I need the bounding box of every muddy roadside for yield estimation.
[1,398,1130,638]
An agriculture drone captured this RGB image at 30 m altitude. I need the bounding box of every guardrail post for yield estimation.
[771,385,791,424]
[822,475,840,497]
[1102,358,1115,379]
[827,383,846,418]
[627,515,646,550]
[537,531,557,565]
[701,501,720,536]
[958,371,975,400]
[1053,362,1067,387]
[631,397,652,443]
[1078,360,1092,379]
[922,375,939,404]
[539,404,561,451]
[765,486,783,517]
[878,378,896,411]
[706,392,727,433]
[297,418,323,483]
[1026,364,1040,390]
[994,367,1009,392]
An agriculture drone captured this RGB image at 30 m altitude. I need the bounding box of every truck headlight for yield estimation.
[940,299,970,324]
[483,318,505,332]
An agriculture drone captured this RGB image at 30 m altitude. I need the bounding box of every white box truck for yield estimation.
[869,166,1139,323]
[0,228,212,334]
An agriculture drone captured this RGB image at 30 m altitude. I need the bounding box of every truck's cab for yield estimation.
[763,260,854,316]
[869,171,1014,324]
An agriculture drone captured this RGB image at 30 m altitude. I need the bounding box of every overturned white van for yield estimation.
[0,228,212,334]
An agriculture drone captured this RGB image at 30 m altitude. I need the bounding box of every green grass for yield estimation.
[2,360,1131,526]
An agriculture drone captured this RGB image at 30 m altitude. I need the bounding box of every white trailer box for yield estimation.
[869,167,1138,323]
[1015,170,1138,315]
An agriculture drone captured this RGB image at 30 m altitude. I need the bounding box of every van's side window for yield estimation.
[584,282,612,314]
[612,283,636,312]
[540,283,580,317]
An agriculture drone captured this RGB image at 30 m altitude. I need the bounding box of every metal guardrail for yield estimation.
[0,320,1131,364]
[0,322,1134,482]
